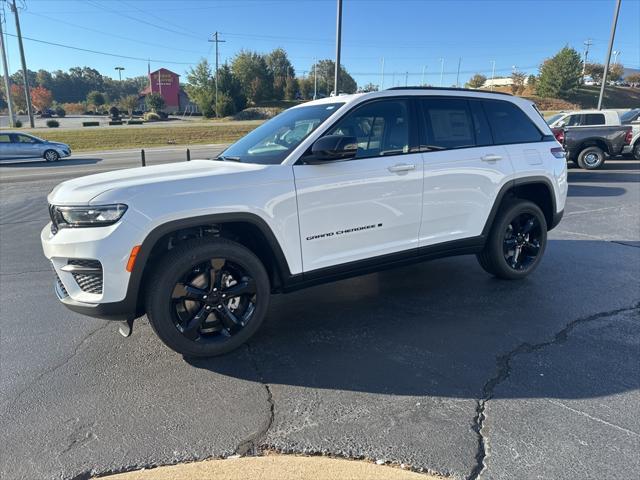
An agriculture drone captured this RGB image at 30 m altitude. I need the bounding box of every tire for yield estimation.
[44,149,59,162]
[145,237,270,357]
[633,143,640,160]
[576,146,605,170]
[476,199,547,280]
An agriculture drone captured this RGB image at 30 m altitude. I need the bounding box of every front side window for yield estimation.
[482,100,543,144]
[327,99,409,158]
[16,134,38,144]
[566,115,581,126]
[583,113,605,125]
[420,98,476,149]
[220,103,343,164]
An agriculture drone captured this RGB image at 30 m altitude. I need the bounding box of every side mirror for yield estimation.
[307,135,358,164]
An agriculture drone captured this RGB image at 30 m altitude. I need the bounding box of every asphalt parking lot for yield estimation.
[0,151,638,480]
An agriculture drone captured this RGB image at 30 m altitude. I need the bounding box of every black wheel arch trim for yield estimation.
[481,176,560,237]
[67,213,294,321]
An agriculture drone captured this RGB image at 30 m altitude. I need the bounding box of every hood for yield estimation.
[48,159,266,205]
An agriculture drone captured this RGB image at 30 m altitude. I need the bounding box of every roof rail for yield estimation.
[386,86,513,96]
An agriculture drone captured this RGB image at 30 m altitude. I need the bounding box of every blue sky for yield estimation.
[2,0,639,87]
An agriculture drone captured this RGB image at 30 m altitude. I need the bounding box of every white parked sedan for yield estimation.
[0,132,71,162]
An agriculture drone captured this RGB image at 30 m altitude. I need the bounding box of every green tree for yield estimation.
[217,64,246,113]
[527,74,537,89]
[121,94,139,118]
[231,50,273,104]
[536,46,582,99]
[298,76,314,99]
[86,90,105,112]
[265,48,294,100]
[309,59,357,95]
[216,92,236,117]
[284,77,298,100]
[465,73,487,89]
[185,59,216,117]
[626,73,640,84]
[145,92,165,112]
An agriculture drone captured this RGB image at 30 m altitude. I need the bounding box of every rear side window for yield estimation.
[0,134,10,143]
[583,113,605,125]
[482,100,543,144]
[469,100,493,146]
[420,98,475,149]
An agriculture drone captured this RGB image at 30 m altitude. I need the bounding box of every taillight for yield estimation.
[551,147,566,159]
[624,128,633,145]
[552,128,564,144]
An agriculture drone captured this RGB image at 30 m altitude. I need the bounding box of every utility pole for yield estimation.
[490,60,496,91]
[405,71,408,87]
[313,56,317,99]
[582,38,593,83]
[598,0,621,110]
[10,0,33,128]
[455,57,462,88]
[333,0,342,96]
[208,32,225,116]
[439,58,444,87]
[380,57,384,89]
[115,66,124,81]
[0,13,15,127]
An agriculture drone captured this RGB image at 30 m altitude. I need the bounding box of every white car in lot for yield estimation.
[42,87,567,357]
[0,131,71,162]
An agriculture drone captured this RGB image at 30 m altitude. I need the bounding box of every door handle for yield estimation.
[481,154,502,162]
[387,163,416,173]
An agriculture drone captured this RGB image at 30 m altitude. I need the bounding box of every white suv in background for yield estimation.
[42,88,567,357]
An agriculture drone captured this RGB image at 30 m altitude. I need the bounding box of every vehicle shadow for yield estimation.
[568,184,626,197]
[0,157,102,168]
[186,239,640,400]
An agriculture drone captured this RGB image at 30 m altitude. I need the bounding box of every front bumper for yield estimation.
[41,219,144,319]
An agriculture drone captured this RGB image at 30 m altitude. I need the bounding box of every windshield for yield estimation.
[219,103,344,164]
[546,113,565,125]
[619,108,640,124]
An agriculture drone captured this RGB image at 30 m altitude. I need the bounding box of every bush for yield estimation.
[55,107,66,117]
[216,92,236,117]
[108,121,123,126]
[127,119,144,125]
[14,119,22,128]
[143,112,161,121]
[82,121,100,127]
[62,102,85,114]
[46,119,60,128]
[232,106,282,120]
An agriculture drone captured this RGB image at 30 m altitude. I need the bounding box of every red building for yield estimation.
[141,68,180,111]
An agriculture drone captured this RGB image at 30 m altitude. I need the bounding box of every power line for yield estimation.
[85,0,205,42]
[2,31,199,65]
[23,10,208,55]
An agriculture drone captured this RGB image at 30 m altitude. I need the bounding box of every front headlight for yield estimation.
[51,204,127,228]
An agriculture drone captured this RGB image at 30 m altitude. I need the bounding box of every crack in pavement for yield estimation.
[234,342,275,456]
[3,322,110,410]
[467,302,640,480]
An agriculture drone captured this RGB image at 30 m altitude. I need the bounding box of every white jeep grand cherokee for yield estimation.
[42,88,567,357]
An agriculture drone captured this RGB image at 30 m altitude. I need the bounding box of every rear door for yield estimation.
[417,97,512,246]
[12,134,43,159]
[482,99,550,176]
[294,98,424,272]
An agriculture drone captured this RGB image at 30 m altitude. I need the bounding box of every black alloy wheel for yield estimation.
[476,199,547,280]
[171,258,257,342]
[146,238,270,357]
[502,213,542,271]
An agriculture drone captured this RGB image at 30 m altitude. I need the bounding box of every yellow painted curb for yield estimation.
[102,455,444,480]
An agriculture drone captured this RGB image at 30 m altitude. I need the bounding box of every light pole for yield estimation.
[455,57,462,88]
[333,0,343,95]
[381,57,385,89]
[439,58,444,87]
[598,0,622,110]
[421,65,427,86]
[490,60,496,91]
[115,66,125,81]
[612,50,621,64]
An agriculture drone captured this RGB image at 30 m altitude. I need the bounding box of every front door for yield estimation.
[294,98,423,272]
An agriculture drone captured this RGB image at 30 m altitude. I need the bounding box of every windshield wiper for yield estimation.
[216,155,241,162]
